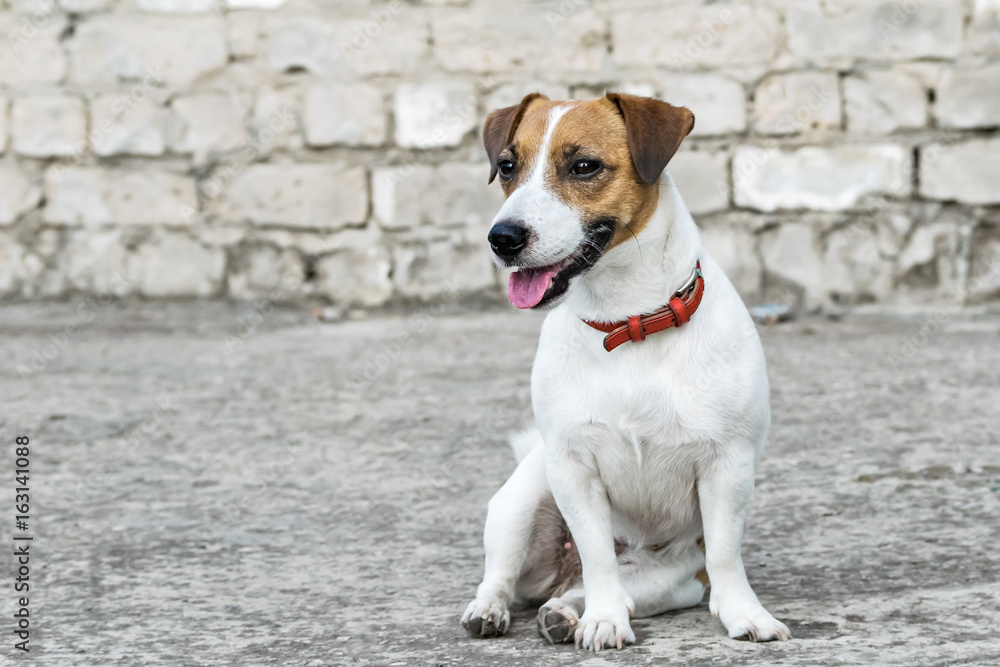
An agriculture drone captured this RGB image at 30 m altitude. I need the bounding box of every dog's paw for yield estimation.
[711,598,790,642]
[574,601,634,651]
[461,596,510,638]
[537,602,579,644]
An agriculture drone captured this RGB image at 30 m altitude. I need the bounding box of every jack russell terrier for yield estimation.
[460,93,791,651]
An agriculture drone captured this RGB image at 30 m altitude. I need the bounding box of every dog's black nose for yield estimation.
[488,222,528,257]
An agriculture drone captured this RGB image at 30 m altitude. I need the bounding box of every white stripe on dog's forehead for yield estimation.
[526,104,576,183]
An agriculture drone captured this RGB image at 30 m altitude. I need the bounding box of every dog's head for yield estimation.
[483,93,694,309]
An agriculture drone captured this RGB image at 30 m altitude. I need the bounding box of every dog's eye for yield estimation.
[497,160,515,180]
[571,160,601,177]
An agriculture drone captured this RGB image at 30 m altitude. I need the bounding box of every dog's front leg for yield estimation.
[697,447,790,642]
[545,439,635,651]
[462,445,548,637]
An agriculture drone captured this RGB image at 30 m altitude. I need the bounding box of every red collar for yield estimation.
[583,262,704,352]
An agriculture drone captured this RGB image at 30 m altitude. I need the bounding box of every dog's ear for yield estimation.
[483,92,547,184]
[605,93,695,186]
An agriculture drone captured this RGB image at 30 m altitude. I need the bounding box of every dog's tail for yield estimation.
[509,426,543,463]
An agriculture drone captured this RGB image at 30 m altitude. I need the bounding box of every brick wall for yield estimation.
[1,0,998,309]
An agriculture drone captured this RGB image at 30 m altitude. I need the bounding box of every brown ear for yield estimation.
[605,93,695,186]
[483,92,547,183]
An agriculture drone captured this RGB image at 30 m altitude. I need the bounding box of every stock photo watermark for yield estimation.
[11,436,33,653]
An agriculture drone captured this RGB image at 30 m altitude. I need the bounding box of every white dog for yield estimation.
[460,93,791,651]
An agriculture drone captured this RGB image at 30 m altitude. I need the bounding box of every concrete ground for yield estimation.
[1,301,999,666]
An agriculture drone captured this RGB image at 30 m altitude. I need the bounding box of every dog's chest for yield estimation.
[532,327,715,533]
[529,303,768,537]
[533,315,721,447]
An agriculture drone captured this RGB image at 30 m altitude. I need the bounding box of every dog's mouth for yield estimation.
[507,220,616,309]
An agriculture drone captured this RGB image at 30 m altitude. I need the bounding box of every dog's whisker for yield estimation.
[623,220,643,265]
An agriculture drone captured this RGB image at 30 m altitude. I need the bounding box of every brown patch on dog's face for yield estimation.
[546,97,660,250]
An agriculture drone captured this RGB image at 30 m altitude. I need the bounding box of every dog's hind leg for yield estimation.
[537,545,707,645]
[461,445,550,638]
[619,544,708,618]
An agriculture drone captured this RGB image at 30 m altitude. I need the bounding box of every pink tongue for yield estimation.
[508,267,559,309]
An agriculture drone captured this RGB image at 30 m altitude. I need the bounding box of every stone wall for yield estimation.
[1,0,999,310]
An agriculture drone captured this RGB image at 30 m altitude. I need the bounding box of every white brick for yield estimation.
[0,165,41,225]
[969,0,1000,55]
[169,93,247,161]
[226,0,288,8]
[968,222,1000,301]
[753,72,840,135]
[131,232,225,297]
[896,218,964,298]
[787,0,962,63]
[657,74,745,136]
[394,81,477,148]
[612,5,781,68]
[920,139,1000,205]
[934,65,1000,130]
[698,221,761,298]
[546,10,607,71]
[435,163,504,229]
[0,98,7,153]
[0,13,67,84]
[44,167,197,226]
[267,13,429,76]
[63,229,132,295]
[304,83,386,148]
[392,241,494,299]
[373,165,433,229]
[667,151,729,215]
[33,229,61,259]
[251,89,300,153]
[226,11,259,59]
[265,15,334,73]
[760,223,824,298]
[59,0,111,11]
[248,227,381,256]
[90,92,167,157]
[845,70,927,134]
[7,0,59,15]
[823,224,894,303]
[434,9,605,73]
[137,0,214,11]
[373,162,503,230]
[734,145,910,212]
[0,233,33,297]
[69,15,226,86]
[340,15,432,75]
[12,95,87,158]
[487,82,571,111]
[603,83,657,99]
[227,245,304,299]
[213,164,368,228]
[317,246,393,307]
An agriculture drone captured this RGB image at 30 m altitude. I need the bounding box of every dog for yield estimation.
[460,93,791,651]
